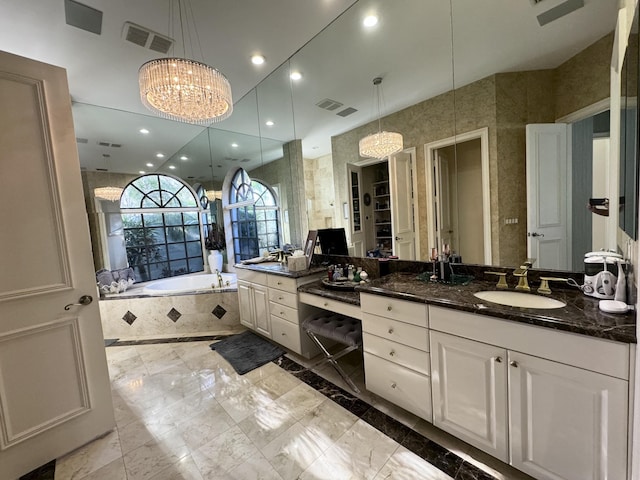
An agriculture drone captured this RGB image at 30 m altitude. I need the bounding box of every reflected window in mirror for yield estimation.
[228,168,281,262]
[619,12,639,240]
[120,174,204,282]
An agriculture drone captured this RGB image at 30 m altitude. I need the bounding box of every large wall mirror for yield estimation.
[80,0,625,274]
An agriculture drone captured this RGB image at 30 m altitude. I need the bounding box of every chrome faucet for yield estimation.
[215,269,223,288]
[513,258,536,291]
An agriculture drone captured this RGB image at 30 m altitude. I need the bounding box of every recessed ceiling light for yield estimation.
[251,54,265,65]
[156,153,164,158]
[290,71,302,81]
[180,155,188,161]
[139,128,149,134]
[139,170,146,174]
[146,163,154,167]
[265,120,274,126]
[168,165,176,170]
[363,15,378,27]
[231,143,239,148]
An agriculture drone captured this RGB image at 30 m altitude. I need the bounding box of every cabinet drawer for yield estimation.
[364,352,432,421]
[267,275,297,292]
[363,333,430,375]
[236,269,267,285]
[360,293,427,327]
[269,288,298,309]
[362,314,429,351]
[270,315,302,354]
[269,301,299,323]
[299,292,362,319]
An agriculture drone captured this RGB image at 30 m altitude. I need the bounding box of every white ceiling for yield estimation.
[0,0,619,181]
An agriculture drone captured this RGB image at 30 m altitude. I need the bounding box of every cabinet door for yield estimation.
[237,281,255,329]
[509,352,628,480]
[253,284,271,338]
[430,331,508,461]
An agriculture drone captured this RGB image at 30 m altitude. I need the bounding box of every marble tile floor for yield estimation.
[24,337,535,480]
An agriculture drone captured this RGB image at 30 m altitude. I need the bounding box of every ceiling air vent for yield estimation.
[241,159,251,163]
[96,168,108,172]
[122,22,173,54]
[98,141,110,147]
[316,98,344,111]
[76,137,88,144]
[336,107,358,117]
[64,0,102,35]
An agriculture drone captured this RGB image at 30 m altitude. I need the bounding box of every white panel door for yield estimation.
[0,51,114,478]
[237,281,255,329]
[509,352,628,480]
[389,150,417,260]
[430,331,508,462]
[253,284,271,338]
[526,124,570,270]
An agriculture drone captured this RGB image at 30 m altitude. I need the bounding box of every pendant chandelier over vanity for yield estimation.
[138,0,233,125]
[359,77,403,159]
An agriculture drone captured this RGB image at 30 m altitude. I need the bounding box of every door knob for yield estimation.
[510,361,519,368]
[64,295,93,310]
[528,232,544,237]
[395,236,403,240]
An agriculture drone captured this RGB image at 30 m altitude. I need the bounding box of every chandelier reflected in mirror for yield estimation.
[138,0,233,125]
[94,186,124,202]
[359,77,403,159]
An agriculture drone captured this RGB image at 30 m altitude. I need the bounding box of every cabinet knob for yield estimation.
[510,361,518,368]
[388,328,394,334]
[387,305,392,311]
[277,281,282,285]
[278,296,284,300]
[390,382,397,389]
[389,350,395,357]
[324,302,329,307]
[280,311,284,316]
[495,356,503,363]
[281,332,286,336]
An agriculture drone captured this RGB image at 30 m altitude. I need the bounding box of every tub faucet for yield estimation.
[513,258,535,291]
[215,269,223,288]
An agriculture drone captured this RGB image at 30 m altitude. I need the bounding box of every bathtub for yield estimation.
[142,273,237,295]
[99,272,242,340]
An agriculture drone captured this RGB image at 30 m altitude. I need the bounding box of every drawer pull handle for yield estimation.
[388,328,394,334]
[495,356,503,363]
[278,296,284,300]
[389,350,395,357]
[510,361,518,368]
[387,305,392,311]
[391,382,397,389]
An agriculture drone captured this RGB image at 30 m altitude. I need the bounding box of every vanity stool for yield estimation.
[302,312,363,393]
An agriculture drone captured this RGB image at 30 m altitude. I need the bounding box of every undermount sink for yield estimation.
[473,290,566,309]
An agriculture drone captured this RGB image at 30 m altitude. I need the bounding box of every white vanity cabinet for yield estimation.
[237,268,323,358]
[360,293,432,420]
[236,271,271,337]
[429,306,630,480]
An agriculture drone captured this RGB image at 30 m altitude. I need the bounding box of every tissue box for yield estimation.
[287,255,307,272]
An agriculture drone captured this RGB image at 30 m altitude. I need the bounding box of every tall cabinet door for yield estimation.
[237,281,255,329]
[430,331,508,462]
[509,352,628,480]
[253,284,271,338]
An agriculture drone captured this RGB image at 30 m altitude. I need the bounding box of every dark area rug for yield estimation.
[210,331,284,375]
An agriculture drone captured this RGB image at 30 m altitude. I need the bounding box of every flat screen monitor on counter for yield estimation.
[317,228,349,256]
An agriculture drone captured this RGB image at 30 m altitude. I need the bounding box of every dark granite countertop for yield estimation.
[298,279,361,306]
[235,262,326,278]
[354,273,636,344]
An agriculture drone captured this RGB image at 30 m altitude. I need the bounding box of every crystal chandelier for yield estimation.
[94,186,123,202]
[138,1,233,125]
[359,77,403,159]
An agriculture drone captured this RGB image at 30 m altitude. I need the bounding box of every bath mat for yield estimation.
[210,331,284,375]
[104,338,119,347]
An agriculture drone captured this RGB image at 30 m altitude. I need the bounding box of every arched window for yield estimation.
[120,174,203,281]
[228,169,280,263]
